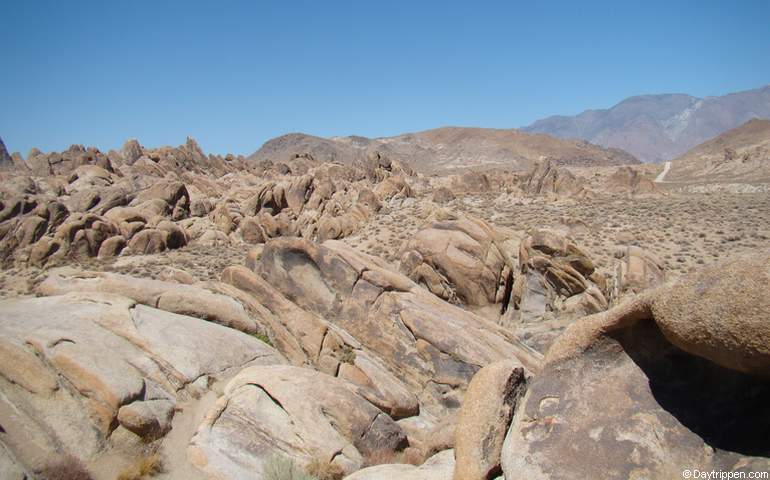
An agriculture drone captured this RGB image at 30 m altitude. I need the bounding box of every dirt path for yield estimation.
[654,161,672,182]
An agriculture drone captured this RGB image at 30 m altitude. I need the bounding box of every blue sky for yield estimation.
[1,0,769,155]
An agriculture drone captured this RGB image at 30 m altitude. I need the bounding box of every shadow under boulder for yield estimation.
[501,252,770,479]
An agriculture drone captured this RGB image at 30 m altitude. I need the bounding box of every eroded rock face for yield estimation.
[504,253,770,479]
[0,137,420,266]
[431,186,456,204]
[220,265,420,419]
[611,245,665,298]
[26,144,113,177]
[399,215,511,306]
[38,268,264,334]
[503,229,607,352]
[502,321,770,479]
[116,399,175,440]
[453,360,526,480]
[451,172,492,192]
[0,137,13,169]
[256,238,535,418]
[345,449,456,480]
[605,166,659,195]
[0,292,285,471]
[188,365,407,479]
[651,252,770,376]
[520,159,585,197]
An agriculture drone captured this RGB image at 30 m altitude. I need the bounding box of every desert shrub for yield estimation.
[305,458,345,480]
[38,455,93,480]
[116,451,164,480]
[263,455,316,480]
[250,331,273,346]
[339,345,356,364]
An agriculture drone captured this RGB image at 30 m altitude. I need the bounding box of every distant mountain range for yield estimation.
[249,127,638,173]
[523,85,770,163]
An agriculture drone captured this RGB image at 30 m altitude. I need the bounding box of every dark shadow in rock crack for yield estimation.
[613,321,770,458]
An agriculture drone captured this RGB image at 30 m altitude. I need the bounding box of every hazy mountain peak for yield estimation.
[524,85,770,163]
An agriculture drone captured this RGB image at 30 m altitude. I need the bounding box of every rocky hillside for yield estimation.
[249,127,639,173]
[0,137,12,168]
[1,132,768,480]
[524,85,770,163]
[667,118,770,183]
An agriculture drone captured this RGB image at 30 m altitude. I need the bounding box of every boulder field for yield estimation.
[1,238,767,479]
[0,138,766,479]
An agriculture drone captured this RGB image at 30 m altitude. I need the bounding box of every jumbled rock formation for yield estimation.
[501,252,770,479]
[605,165,659,195]
[610,244,666,300]
[502,229,608,352]
[0,292,286,472]
[399,215,512,306]
[0,138,417,268]
[519,159,586,197]
[452,360,527,480]
[254,238,537,419]
[188,365,407,478]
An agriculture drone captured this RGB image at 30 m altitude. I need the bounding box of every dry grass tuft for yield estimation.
[263,455,316,480]
[38,455,93,480]
[116,451,164,480]
[305,458,345,480]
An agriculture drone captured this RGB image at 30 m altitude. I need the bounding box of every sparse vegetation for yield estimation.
[38,455,93,480]
[339,345,356,364]
[263,455,317,480]
[305,458,345,480]
[250,330,273,346]
[116,450,164,480]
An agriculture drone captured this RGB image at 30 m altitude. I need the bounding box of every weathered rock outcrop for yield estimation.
[605,166,659,195]
[0,137,12,169]
[38,268,265,334]
[221,265,420,419]
[520,159,586,197]
[0,137,421,265]
[399,215,511,306]
[611,245,665,299]
[26,144,113,177]
[453,361,526,480]
[502,230,608,352]
[256,238,537,418]
[345,449,456,480]
[431,187,456,204]
[0,292,285,472]
[188,365,407,478]
[451,172,491,192]
[501,252,770,479]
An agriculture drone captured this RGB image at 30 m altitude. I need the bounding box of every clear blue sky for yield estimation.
[2,0,769,156]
